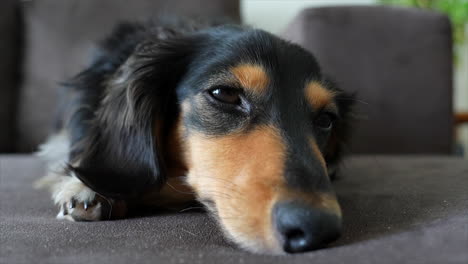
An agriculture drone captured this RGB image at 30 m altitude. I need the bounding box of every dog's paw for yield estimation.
[52,176,112,221]
[57,195,112,222]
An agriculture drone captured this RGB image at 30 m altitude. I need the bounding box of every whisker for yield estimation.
[340,98,370,105]
[179,206,205,213]
[196,175,238,186]
[165,182,196,195]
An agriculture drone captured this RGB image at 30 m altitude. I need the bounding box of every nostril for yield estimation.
[274,201,342,253]
[286,229,305,241]
[284,229,308,252]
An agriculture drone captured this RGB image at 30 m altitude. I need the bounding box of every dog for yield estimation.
[36,17,354,254]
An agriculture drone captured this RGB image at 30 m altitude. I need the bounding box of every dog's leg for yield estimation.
[35,132,126,221]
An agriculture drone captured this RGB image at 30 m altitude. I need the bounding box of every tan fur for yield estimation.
[142,117,195,208]
[177,111,341,252]
[38,99,341,250]
[230,64,269,95]
[305,81,336,109]
[183,125,286,253]
[302,139,341,216]
[318,193,342,217]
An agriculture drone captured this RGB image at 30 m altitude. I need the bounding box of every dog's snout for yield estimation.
[273,202,341,253]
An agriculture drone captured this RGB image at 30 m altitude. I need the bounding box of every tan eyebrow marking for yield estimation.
[230,64,269,95]
[305,81,336,109]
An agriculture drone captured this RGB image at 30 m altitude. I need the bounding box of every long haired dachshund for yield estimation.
[36,17,354,254]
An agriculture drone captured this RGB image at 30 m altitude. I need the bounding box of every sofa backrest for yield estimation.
[14,0,239,152]
[283,6,453,154]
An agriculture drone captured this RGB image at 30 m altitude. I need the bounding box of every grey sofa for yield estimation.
[1,1,467,263]
[283,6,454,154]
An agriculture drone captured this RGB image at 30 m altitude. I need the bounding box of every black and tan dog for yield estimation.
[36,18,354,254]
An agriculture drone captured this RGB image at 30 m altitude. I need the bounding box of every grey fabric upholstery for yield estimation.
[16,0,240,152]
[1,155,467,263]
[0,0,21,152]
[1,4,464,262]
[282,6,453,154]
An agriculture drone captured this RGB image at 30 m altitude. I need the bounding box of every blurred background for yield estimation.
[1,0,467,157]
[242,0,468,157]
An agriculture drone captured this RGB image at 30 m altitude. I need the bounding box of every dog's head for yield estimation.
[73,24,354,254]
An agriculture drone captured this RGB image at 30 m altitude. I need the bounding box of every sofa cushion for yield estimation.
[1,155,467,263]
[16,0,240,152]
[0,0,21,152]
[282,6,453,154]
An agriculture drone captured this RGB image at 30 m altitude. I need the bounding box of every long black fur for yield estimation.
[56,18,354,199]
[60,19,219,198]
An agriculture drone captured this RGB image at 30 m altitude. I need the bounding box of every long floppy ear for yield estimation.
[68,32,202,199]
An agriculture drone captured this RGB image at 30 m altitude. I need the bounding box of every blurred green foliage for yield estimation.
[380,0,468,47]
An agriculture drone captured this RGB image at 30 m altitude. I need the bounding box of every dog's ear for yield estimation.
[322,77,355,179]
[69,34,202,199]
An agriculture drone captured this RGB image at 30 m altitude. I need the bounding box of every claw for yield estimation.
[83,202,88,211]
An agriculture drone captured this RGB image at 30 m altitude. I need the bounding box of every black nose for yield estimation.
[273,202,342,253]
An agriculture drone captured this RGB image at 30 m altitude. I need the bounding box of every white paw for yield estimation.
[54,176,109,221]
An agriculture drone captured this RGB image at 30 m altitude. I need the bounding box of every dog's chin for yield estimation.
[199,201,283,254]
[222,229,285,255]
[207,215,283,254]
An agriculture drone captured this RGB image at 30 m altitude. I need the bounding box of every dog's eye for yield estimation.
[315,113,334,130]
[209,87,242,105]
